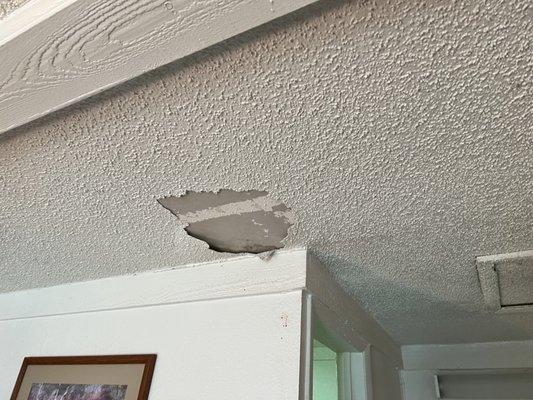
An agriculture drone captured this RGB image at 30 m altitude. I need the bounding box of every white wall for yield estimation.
[370,347,402,400]
[401,370,437,400]
[0,291,302,400]
[401,340,533,400]
[0,250,405,400]
[402,340,533,370]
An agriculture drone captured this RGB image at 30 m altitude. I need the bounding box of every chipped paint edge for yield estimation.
[157,189,295,254]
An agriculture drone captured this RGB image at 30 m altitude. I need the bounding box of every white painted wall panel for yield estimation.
[0,291,302,400]
[370,347,403,400]
[401,340,533,400]
[401,370,437,400]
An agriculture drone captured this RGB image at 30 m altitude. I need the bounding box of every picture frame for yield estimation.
[10,355,157,400]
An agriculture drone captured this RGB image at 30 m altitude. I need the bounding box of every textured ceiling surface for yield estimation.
[1,0,532,345]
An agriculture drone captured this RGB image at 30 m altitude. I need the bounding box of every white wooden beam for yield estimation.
[0,0,318,135]
[0,248,308,321]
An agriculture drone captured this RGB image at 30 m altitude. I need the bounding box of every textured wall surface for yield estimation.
[1,0,531,344]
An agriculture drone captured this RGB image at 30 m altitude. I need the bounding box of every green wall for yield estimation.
[313,339,338,400]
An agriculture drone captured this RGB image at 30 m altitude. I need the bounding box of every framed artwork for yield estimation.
[10,355,156,400]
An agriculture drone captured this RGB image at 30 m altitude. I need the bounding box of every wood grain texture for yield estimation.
[0,249,307,320]
[0,0,318,134]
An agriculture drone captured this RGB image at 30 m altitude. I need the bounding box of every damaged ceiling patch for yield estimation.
[157,189,294,254]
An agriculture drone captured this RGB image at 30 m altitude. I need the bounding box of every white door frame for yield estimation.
[300,291,374,400]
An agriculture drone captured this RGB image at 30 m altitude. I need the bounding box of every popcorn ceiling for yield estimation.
[0,0,531,344]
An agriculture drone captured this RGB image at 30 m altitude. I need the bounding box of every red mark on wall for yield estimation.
[281,313,289,328]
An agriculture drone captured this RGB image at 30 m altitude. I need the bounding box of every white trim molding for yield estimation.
[0,0,319,135]
[402,340,533,371]
[0,248,308,321]
[299,292,313,400]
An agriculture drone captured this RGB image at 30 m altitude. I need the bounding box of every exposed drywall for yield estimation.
[0,0,532,345]
[158,190,294,253]
[0,291,303,400]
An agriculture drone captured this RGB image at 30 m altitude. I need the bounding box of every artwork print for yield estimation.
[11,355,156,400]
[27,383,127,400]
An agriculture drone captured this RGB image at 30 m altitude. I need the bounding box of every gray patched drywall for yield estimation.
[158,190,293,254]
[0,0,532,345]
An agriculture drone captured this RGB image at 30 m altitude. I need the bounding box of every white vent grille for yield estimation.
[476,250,533,313]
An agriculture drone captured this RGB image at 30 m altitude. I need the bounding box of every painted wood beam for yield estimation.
[0,0,318,135]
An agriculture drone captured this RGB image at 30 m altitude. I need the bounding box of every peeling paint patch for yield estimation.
[157,190,294,254]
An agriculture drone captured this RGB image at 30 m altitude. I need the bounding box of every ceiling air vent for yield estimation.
[476,250,533,313]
